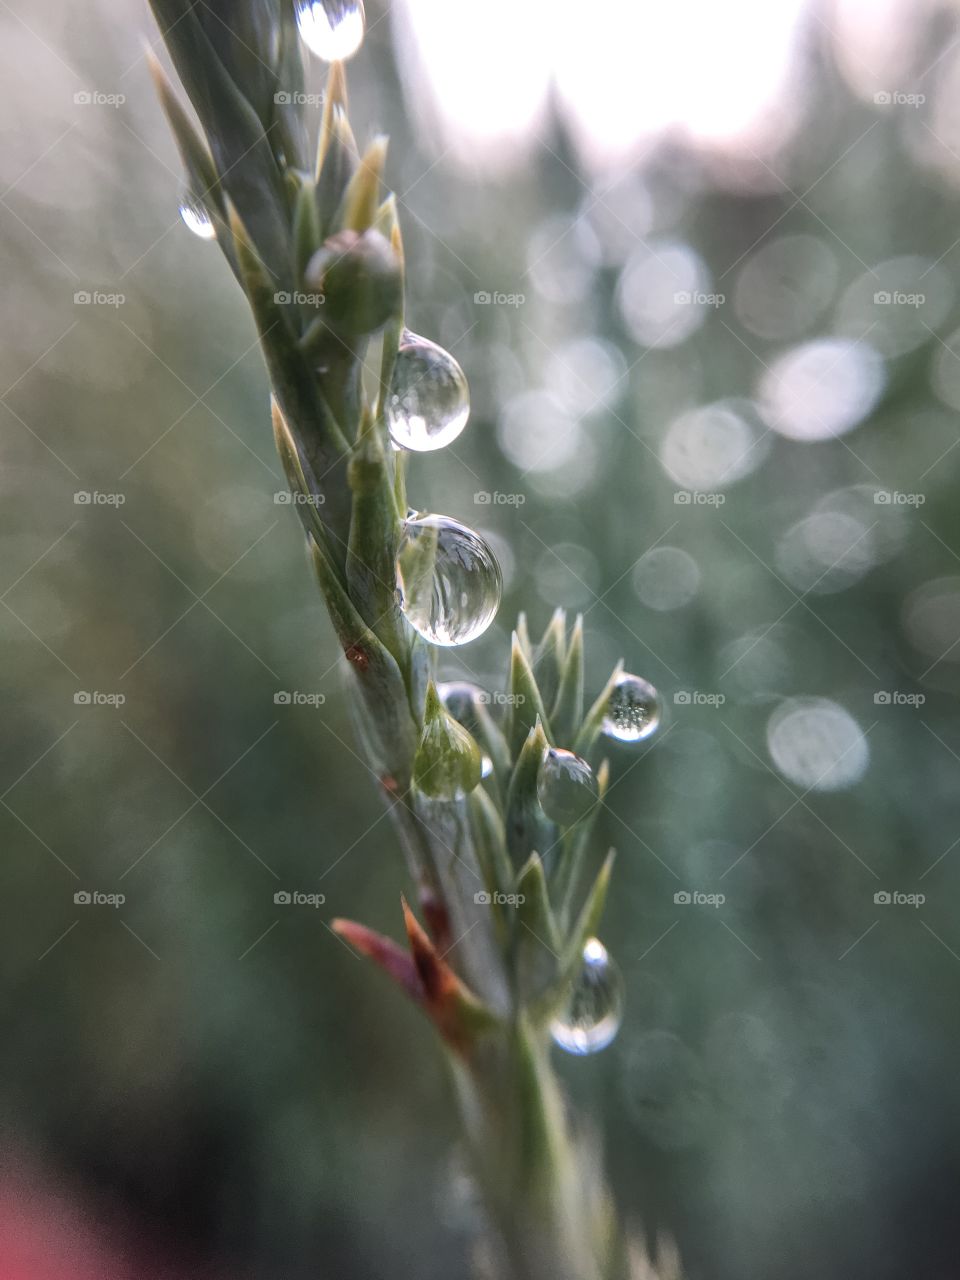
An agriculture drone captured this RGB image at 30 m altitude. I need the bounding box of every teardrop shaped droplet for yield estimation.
[481,753,493,779]
[179,195,215,241]
[295,0,365,60]
[396,514,501,647]
[551,937,624,1056]
[386,331,470,452]
[537,747,598,825]
[602,673,661,743]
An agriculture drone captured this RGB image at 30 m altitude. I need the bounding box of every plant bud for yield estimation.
[304,228,401,335]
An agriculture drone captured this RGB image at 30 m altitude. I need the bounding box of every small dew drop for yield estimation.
[551,938,624,1056]
[602,673,661,743]
[295,0,365,61]
[396,513,501,647]
[387,331,470,452]
[179,195,215,241]
[481,754,493,779]
[537,747,598,826]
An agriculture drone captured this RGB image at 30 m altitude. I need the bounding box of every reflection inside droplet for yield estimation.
[551,937,624,1055]
[295,0,365,61]
[396,514,502,647]
[179,195,215,240]
[386,330,470,452]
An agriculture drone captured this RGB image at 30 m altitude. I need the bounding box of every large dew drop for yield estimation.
[295,0,365,61]
[386,331,470,452]
[602,673,661,743]
[551,938,624,1056]
[397,515,501,647]
[179,195,215,240]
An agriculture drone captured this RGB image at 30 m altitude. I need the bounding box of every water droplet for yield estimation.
[602,673,661,742]
[386,331,470,452]
[481,754,493,779]
[396,514,501,647]
[537,747,598,825]
[179,195,215,240]
[551,938,624,1056]
[295,0,365,61]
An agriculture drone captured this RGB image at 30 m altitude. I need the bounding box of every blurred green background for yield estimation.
[3,1,960,1277]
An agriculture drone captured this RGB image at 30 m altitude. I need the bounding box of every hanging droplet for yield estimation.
[295,0,365,60]
[179,195,215,241]
[396,513,501,647]
[386,331,470,452]
[437,682,495,778]
[602,673,661,743]
[537,747,598,825]
[551,937,624,1056]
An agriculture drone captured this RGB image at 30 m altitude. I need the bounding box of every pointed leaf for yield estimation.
[504,720,554,864]
[468,784,513,901]
[532,608,566,712]
[339,135,388,232]
[401,896,498,1051]
[551,613,584,745]
[506,631,551,757]
[331,917,421,1001]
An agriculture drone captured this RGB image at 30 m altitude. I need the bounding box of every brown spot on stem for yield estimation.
[344,642,369,671]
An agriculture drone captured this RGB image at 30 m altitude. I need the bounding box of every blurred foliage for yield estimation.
[3,2,960,1278]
